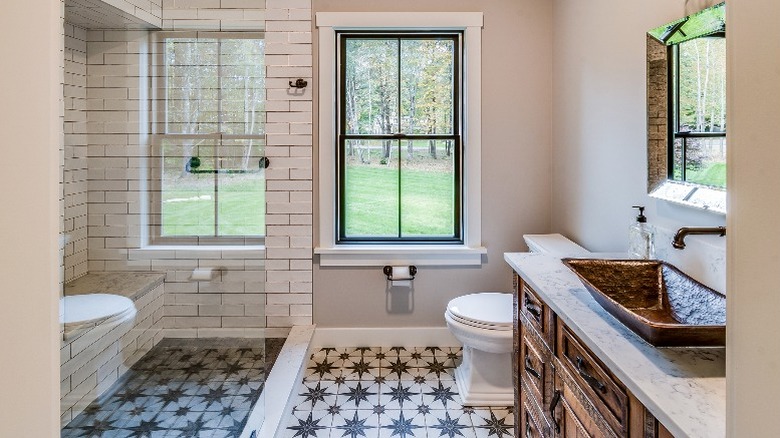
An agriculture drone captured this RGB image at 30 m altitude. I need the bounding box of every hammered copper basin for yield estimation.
[562,258,726,347]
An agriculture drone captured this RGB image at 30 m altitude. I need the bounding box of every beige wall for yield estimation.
[550,0,726,269]
[0,0,62,436]
[726,0,780,435]
[312,0,553,327]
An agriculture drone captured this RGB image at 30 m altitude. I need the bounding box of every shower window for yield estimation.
[151,32,265,244]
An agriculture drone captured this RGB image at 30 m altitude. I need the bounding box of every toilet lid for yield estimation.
[61,294,135,327]
[446,310,513,331]
[446,292,513,327]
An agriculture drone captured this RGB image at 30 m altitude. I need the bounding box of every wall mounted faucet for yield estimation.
[672,226,726,249]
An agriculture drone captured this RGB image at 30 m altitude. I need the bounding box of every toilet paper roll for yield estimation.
[191,268,215,281]
[391,279,412,287]
[390,266,413,281]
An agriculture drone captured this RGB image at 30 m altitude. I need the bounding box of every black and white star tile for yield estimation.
[284,347,514,438]
[61,339,284,438]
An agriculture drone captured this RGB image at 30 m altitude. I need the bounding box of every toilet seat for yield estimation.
[446,292,512,329]
[61,294,136,332]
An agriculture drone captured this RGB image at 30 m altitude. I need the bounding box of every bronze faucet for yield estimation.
[672,226,726,249]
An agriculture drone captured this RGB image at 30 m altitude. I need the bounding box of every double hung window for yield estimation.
[151,33,265,244]
[337,32,462,243]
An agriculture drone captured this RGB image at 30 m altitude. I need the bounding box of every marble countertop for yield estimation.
[65,272,165,302]
[505,252,725,438]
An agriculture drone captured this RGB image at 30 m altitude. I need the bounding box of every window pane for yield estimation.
[678,38,726,133]
[165,38,265,135]
[672,137,684,180]
[160,138,217,236]
[219,39,265,135]
[400,140,455,237]
[344,39,399,135]
[400,39,455,135]
[217,139,265,236]
[683,136,726,188]
[343,139,399,237]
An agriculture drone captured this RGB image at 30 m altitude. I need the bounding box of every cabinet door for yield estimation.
[520,379,552,437]
[551,373,618,438]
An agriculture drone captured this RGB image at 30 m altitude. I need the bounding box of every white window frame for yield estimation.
[147,31,267,247]
[314,12,485,267]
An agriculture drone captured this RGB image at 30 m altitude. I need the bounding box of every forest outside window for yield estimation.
[670,35,726,189]
[337,32,462,243]
[151,33,265,245]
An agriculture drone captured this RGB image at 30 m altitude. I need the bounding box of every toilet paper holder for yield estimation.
[383,265,417,281]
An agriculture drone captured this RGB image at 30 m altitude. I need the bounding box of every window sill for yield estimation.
[314,244,487,267]
[649,180,726,215]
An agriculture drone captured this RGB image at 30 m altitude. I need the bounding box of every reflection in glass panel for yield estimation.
[217,138,266,236]
[161,138,217,236]
[160,138,265,237]
[400,140,455,237]
[165,37,265,135]
[344,139,399,237]
[343,39,399,135]
[400,39,455,135]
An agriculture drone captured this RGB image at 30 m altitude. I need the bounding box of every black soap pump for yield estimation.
[629,205,654,259]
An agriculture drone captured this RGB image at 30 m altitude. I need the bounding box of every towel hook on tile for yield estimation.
[289,78,308,89]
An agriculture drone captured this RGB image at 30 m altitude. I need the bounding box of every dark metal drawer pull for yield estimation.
[576,356,607,393]
[525,412,533,437]
[524,356,541,380]
[524,295,542,320]
[549,389,561,434]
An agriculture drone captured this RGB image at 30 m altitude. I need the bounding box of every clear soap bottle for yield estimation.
[629,205,654,259]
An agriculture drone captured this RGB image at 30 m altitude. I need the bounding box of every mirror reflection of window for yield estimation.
[671,36,726,188]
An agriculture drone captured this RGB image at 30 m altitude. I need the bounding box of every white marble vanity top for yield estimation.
[505,252,725,438]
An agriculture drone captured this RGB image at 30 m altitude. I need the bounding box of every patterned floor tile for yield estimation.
[61,338,284,438]
[286,346,514,438]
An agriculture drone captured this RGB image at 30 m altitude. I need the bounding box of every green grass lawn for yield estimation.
[162,174,265,237]
[686,162,726,188]
[161,160,455,239]
[344,164,454,237]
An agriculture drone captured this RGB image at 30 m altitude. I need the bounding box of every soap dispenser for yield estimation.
[629,205,654,259]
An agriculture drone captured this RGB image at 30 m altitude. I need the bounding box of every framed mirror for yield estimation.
[646,2,726,214]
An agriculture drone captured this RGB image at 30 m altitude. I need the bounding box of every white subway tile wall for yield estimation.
[78,2,312,337]
[161,0,266,31]
[64,23,90,283]
[263,0,313,333]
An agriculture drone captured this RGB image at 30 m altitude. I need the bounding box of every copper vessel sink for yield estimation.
[562,258,725,347]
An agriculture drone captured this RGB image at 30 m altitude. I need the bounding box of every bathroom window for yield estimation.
[670,36,726,189]
[336,32,462,243]
[150,33,265,245]
[315,12,485,266]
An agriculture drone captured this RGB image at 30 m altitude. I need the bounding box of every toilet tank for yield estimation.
[523,233,590,256]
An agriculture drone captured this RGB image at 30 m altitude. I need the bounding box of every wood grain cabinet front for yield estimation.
[514,274,675,438]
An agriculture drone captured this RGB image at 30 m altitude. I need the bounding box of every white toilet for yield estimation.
[61,293,137,338]
[445,292,514,406]
[445,234,588,406]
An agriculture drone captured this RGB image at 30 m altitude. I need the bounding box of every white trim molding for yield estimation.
[315,12,485,267]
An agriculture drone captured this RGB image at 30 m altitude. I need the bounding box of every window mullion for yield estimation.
[396,37,402,239]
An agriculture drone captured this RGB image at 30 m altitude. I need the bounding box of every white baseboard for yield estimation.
[312,327,461,349]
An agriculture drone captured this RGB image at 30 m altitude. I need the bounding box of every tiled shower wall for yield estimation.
[63,23,90,283]
[76,0,313,337]
[161,0,266,31]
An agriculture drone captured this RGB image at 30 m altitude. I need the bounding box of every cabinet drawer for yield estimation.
[557,323,628,435]
[520,279,555,346]
[520,379,552,438]
[520,324,554,409]
[552,372,618,438]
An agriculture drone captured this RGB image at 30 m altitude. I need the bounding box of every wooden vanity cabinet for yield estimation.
[513,273,672,438]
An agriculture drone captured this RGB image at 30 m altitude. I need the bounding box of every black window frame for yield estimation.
[335,31,464,244]
[667,37,726,187]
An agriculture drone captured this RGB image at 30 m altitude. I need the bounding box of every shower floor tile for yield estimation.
[61,338,284,438]
[283,347,514,438]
